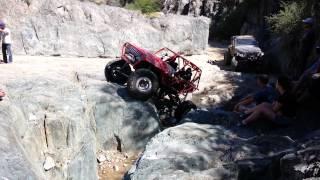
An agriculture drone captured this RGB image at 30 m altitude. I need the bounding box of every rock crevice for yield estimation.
[0,58,160,180]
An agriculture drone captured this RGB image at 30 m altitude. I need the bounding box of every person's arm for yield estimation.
[0,29,9,35]
[234,96,254,111]
[311,61,320,79]
[312,73,320,79]
[272,101,282,113]
[239,96,255,106]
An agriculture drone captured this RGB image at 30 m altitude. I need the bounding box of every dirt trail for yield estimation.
[206,42,227,61]
[98,151,139,180]
[186,43,257,109]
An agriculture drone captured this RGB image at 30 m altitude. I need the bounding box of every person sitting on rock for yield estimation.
[0,89,5,101]
[241,76,296,126]
[0,21,13,63]
[234,75,277,113]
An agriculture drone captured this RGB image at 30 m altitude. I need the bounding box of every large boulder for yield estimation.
[125,122,239,180]
[0,0,210,57]
[125,110,295,180]
[0,57,160,179]
[126,109,320,180]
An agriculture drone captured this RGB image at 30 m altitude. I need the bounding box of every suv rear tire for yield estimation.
[105,60,131,85]
[127,69,159,101]
[224,51,232,65]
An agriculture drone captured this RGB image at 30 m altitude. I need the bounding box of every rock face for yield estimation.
[126,122,240,180]
[0,0,210,57]
[126,109,320,180]
[0,57,160,179]
[163,0,223,17]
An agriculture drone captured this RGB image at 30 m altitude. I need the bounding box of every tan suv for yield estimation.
[224,35,264,72]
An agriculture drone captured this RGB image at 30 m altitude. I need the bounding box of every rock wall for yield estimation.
[163,0,232,17]
[162,0,278,41]
[0,57,160,180]
[0,0,210,57]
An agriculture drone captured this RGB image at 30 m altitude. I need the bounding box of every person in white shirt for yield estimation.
[0,21,13,63]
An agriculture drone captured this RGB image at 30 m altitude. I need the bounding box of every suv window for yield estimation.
[236,38,257,46]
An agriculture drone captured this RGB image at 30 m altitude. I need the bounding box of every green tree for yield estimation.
[126,0,161,14]
[266,1,307,35]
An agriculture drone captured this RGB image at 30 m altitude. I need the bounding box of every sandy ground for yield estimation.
[97,150,139,180]
[0,55,110,79]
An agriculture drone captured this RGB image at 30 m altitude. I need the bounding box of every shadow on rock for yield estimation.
[97,83,161,153]
[125,107,320,180]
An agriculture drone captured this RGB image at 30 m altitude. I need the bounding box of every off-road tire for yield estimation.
[174,100,197,120]
[105,60,131,85]
[127,69,159,101]
[224,51,232,66]
[235,61,249,72]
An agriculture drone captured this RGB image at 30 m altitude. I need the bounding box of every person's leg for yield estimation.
[6,44,12,63]
[245,102,270,114]
[242,103,276,124]
[238,103,256,113]
[2,44,7,63]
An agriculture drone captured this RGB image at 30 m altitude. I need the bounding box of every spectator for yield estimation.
[293,17,316,79]
[0,89,5,101]
[241,76,296,126]
[0,20,13,63]
[234,75,276,113]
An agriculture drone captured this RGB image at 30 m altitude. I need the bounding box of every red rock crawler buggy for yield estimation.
[105,43,202,125]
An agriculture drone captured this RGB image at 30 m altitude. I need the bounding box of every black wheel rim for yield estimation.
[136,77,152,92]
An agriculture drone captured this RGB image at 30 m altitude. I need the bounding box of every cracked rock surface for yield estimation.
[0,56,160,180]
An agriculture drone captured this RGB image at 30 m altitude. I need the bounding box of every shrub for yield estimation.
[213,0,260,40]
[126,0,161,14]
[266,1,307,35]
[213,7,246,40]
